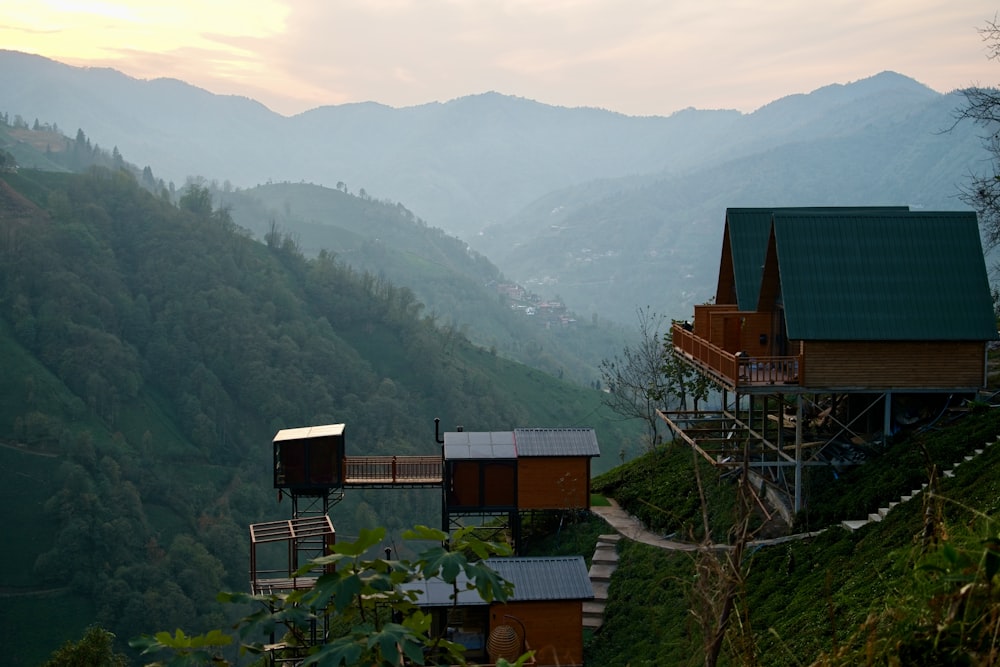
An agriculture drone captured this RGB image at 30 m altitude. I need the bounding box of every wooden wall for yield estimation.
[490,601,584,666]
[802,341,987,389]
[517,457,590,510]
[697,308,773,355]
[447,461,517,508]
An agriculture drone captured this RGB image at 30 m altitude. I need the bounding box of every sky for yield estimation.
[4,0,999,117]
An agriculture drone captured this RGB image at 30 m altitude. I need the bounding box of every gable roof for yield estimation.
[765,210,997,341]
[719,207,909,310]
[443,428,601,460]
[402,556,593,607]
[514,428,600,457]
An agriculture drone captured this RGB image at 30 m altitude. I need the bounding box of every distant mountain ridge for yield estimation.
[0,51,988,323]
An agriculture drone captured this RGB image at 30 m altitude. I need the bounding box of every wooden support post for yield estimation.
[794,394,803,513]
[883,392,892,447]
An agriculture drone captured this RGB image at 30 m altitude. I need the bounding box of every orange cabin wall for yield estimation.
[801,341,987,388]
[516,457,590,510]
[448,460,517,508]
[490,601,584,666]
[696,306,773,355]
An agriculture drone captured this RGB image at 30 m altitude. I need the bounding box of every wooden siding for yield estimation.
[490,601,584,666]
[802,341,987,388]
[447,461,517,509]
[517,457,590,510]
[693,303,734,338]
[695,305,773,355]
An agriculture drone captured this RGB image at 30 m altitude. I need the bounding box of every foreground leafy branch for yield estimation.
[132,525,532,666]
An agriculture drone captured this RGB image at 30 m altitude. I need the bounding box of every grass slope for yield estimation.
[582,406,1000,665]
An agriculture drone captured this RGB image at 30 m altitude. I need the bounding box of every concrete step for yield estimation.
[588,562,616,582]
[590,580,609,600]
[867,513,883,523]
[592,549,618,565]
[841,519,868,531]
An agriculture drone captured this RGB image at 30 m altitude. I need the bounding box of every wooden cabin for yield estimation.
[443,428,600,513]
[273,423,345,493]
[403,555,593,666]
[666,207,998,512]
[674,208,998,392]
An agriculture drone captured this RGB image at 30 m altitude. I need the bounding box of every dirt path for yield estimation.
[591,498,822,552]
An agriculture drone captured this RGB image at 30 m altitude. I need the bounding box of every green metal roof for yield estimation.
[725,207,909,310]
[771,211,997,341]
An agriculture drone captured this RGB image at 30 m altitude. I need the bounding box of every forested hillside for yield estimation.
[2,54,987,327]
[0,167,640,665]
[212,181,629,386]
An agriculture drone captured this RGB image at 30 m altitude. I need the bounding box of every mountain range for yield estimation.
[0,51,991,324]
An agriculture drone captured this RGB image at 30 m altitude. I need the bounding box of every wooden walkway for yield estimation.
[343,455,443,486]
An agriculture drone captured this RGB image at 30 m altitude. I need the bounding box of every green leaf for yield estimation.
[188,629,232,648]
[331,526,385,556]
[402,524,448,542]
[302,635,365,666]
[420,546,466,583]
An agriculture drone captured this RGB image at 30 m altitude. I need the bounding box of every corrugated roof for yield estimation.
[485,556,593,601]
[402,556,593,606]
[443,431,517,460]
[724,207,909,310]
[400,577,490,607]
[724,209,776,310]
[772,211,997,340]
[513,428,600,457]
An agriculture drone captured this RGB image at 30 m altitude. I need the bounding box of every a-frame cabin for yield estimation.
[666,207,998,514]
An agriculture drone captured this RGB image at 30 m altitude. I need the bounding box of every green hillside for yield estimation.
[580,404,1000,665]
[0,167,641,665]
[211,180,629,387]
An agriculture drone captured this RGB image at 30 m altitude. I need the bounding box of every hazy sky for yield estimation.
[5,0,999,117]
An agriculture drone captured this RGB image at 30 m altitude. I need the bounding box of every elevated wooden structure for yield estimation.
[254,421,600,664]
[663,207,998,513]
[249,515,335,595]
[442,428,600,551]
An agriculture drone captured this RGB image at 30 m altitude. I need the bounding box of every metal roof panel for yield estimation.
[772,211,997,340]
[513,428,600,457]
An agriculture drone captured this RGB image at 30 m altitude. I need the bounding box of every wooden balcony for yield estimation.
[672,323,802,389]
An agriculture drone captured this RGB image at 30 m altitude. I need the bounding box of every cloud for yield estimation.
[3,0,998,116]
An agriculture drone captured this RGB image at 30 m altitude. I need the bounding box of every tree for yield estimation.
[132,525,531,667]
[599,307,708,448]
[42,625,129,667]
[957,17,1000,253]
[179,185,214,218]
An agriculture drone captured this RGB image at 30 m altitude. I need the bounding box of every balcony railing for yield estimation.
[343,455,443,485]
[672,323,802,387]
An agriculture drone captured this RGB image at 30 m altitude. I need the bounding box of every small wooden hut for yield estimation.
[403,555,593,666]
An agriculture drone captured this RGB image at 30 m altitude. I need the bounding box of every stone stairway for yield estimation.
[841,438,996,531]
[583,533,620,631]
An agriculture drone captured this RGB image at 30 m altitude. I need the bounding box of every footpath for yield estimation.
[583,498,820,630]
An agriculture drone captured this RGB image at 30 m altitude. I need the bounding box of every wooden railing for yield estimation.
[343,455,443,485]
[672,324,802,387]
